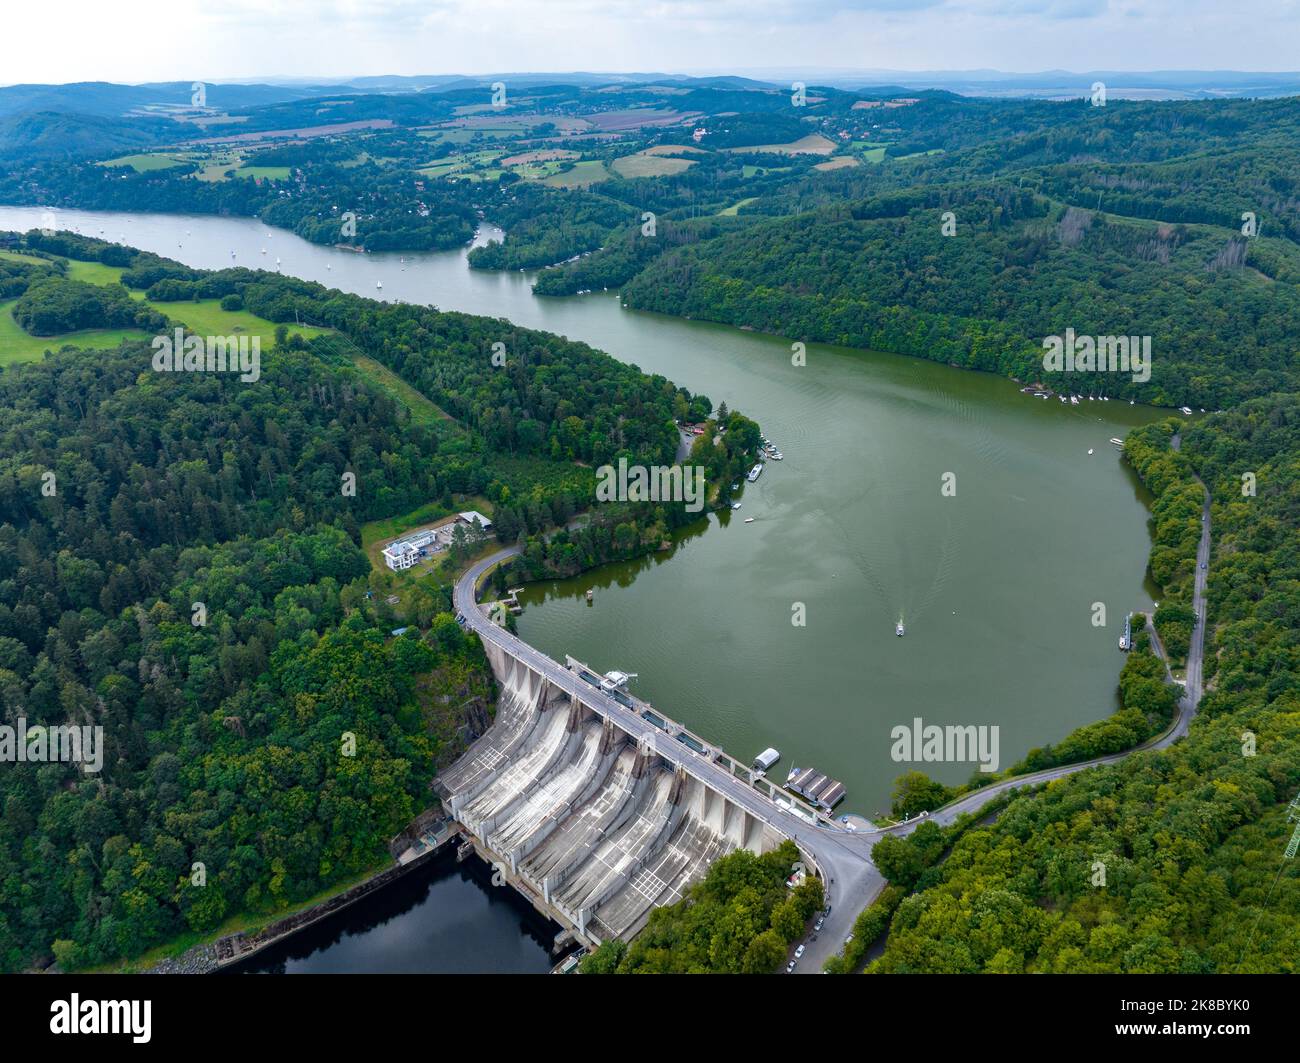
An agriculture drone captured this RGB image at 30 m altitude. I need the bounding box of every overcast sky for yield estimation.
[13,0,1300,85]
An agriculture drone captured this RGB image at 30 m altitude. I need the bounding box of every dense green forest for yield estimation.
[619,186,1300,409]
[0,232,749,972]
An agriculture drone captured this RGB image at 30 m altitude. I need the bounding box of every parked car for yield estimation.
[845,933,854,945]
[786,960,796,973]
[814,917,824,931]
[794,944,805,959]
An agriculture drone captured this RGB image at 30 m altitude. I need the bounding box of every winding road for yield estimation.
[452,463,1212,973]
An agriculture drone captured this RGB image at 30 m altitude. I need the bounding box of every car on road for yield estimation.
[794,944,805,959]
[1201,562,1207,569]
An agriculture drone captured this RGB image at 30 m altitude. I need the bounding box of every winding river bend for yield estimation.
[0,204,1164,964]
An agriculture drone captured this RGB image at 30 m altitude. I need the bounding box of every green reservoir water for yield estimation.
[0,205,1164,814]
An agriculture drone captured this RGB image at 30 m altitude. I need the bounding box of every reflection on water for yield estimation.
[236,851,559,974]
[0,204,1166,814]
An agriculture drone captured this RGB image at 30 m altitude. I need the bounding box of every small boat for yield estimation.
[731,502,742,510]
[585,589,593,602]
[1110,438,1124,447]
[896,620,906,637]
[744,517,755,523]
[746,463,763,483]
[261,248,266,254]
[1087,448,1094,455]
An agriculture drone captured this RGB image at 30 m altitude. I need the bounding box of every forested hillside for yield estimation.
[619,185,1300,409]
[0,232,749,972]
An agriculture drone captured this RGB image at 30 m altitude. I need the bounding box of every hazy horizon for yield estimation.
[14,0,1300,86]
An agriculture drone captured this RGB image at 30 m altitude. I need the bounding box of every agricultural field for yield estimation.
[98,152,189,172]
[542,160,611,187]
[611,151,695,178]
[420,149,504,179]
[638,144,707,155]
[814,156,860,171]
[725,133,837,155]
[234,165,291,181]
[499,149,579,166]
[584,108,696,131]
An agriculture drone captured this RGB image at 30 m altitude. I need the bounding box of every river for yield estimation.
[0,203,1163,961]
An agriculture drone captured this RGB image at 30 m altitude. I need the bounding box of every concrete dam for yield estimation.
[434,646,789,945]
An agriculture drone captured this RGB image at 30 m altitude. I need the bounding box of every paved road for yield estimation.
[454,472,1211,972]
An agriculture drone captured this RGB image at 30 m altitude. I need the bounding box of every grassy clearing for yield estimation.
[640,144,707,156]
[499,149,579,166]
[718,196,759,216]
[725,133,837,156]
[140,297,329,340]
[0,252,329,366]
[0,250,51,266]
[814,156,860,172]
[234,165,291,181]
[65,259,126,285]
[542,160,611,188]
[98,152,188,172]
[351,354,455,426]
[0,300,150,365]
[611,153,694,178]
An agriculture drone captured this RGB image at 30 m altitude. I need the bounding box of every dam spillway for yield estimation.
[433,646,792,945]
